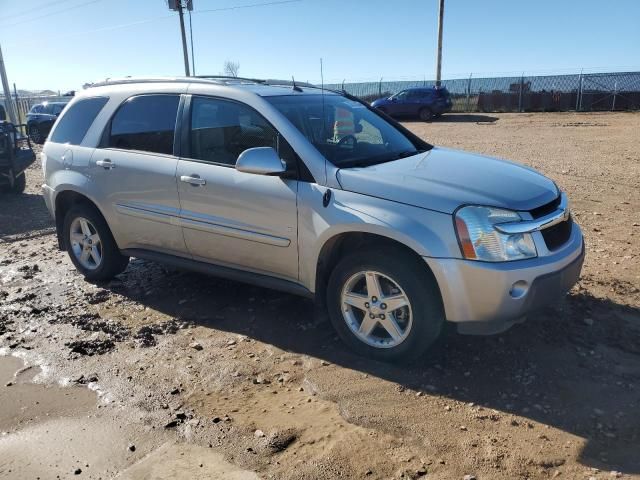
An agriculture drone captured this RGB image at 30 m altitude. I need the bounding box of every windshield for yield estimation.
[265,94,423,168]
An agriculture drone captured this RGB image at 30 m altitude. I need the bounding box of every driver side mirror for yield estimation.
[236,147,286,176]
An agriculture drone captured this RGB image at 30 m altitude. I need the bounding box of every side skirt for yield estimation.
[121,248,314,299]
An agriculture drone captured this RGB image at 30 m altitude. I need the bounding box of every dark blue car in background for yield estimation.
[371,87,452,121]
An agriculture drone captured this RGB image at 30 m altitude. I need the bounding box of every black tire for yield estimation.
[326,247,445,363]
[63,203,129,282]
[29,124,44,144]
[419,107,434,122]
[10,172,26,193]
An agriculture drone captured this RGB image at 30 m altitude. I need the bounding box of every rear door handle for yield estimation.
[180,175,206,186]
[96,159,115,169]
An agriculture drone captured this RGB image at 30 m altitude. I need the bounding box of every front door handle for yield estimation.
[96,159,115,169]
[180,175,206,186]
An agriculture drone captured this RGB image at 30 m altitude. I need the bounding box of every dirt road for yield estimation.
[1,112,639,479]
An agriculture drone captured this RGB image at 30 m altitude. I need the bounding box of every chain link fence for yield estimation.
[327,71,640,112]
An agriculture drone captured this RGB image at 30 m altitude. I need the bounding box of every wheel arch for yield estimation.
[54,188,107,250]
[313,230,440,306]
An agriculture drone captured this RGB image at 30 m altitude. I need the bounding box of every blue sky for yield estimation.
[1,0,639,91]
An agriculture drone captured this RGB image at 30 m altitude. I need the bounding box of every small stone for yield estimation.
[254,429,265,438]
[463,475,476,480]
[610,471,622,478]
[128,444,136,452]
[5,382,12,387]
[460,425,468,431]
[74,468,82,475]
[444,405,452,411]
[593,408,605,416]
[416,391,423,397]
[226,339,237,346]
[189,342,203,351]
[583,317,594,326]
[212,417,221,424]
[320,360,330,366]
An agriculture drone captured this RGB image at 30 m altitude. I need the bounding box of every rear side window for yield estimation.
[109,95,180,155]
[49,97,108,145]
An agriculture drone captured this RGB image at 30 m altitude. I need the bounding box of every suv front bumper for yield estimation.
[424,222,584,335]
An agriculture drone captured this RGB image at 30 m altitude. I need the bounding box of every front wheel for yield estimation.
[326,248,444,362]
[63,204,129,282]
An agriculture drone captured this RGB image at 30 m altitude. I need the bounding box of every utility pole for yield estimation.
[0,43,18,123]
[435,0,444,87]
[168,0,191,76]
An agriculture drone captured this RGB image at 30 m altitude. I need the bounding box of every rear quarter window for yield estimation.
[49,97,109,145]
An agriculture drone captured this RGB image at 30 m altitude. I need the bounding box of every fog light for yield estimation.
[510,280,529,299]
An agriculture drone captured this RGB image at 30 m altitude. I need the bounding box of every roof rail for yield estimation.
[86,76,227,88]
[195,75,266,84]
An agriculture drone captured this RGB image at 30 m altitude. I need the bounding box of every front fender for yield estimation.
[297,184,460,292]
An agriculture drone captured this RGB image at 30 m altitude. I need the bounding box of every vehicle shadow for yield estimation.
[0,192,54,241]
[436,113,499,123]
[105,258,640,473]
[401,113,499,124]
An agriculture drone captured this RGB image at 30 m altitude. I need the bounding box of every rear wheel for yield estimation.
[419,107,434,122]
[63,204,129,281]
[326,248,444,362]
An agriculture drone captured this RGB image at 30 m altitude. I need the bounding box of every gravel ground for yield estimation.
[0,112,639,479]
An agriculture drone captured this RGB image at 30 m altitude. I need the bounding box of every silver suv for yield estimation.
[42,77,584,361]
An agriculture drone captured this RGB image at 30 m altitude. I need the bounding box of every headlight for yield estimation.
[454,206,537,261]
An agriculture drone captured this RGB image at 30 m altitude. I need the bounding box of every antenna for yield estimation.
[291,75,302,92]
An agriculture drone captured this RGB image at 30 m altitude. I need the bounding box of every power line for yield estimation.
[0,0,105,28]
[195,0,303,15]
[1,0,80,21]
[2,0,306,45]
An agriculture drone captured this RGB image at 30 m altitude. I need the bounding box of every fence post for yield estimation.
[518,74,524,112]
[13,82,20,123]
[578,75,584,111]
[612,80,617,111]
[378,77,383,97]
[465,73,472,112]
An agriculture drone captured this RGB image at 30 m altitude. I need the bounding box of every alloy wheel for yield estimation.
[340,270,413,348]
[69,217,103,270]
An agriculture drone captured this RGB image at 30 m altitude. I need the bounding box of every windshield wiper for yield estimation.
[394,149,426,159]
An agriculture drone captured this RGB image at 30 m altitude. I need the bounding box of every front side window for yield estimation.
[266,94,423,168]
[392,90,409,101]
[49,97,108,145]
[189,96,278,166]
[109,94,180,155]
[52,104,66,115]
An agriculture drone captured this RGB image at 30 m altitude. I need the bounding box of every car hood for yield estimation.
[371,98,390,107]
[336,147,558,214]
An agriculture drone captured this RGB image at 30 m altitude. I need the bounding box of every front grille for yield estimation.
[528,195,572,251]
[530,195,561,219]
[541,215,573,251]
